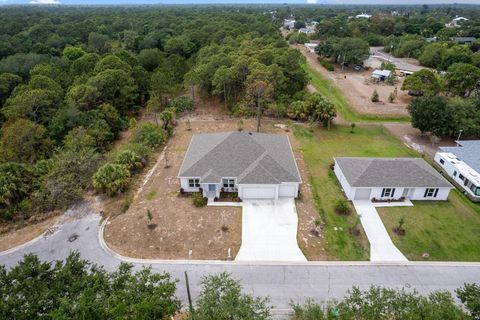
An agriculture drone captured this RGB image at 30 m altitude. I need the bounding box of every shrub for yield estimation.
[133,123,166,149]
[371,89,380,102]
[192,192,208,208]
[92,163,130,196]
[171,96,194,113]
[335,199,351,215]
[318,58,334,71]
[287,100,310,121]
[115,149,143,170]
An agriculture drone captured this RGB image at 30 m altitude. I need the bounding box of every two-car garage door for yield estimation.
[354,188,372,200]
[242,187,276,200]
[241,185,297,200]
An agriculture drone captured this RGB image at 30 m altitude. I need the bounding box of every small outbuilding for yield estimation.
[334,157,453,201]
[371,69,392,81]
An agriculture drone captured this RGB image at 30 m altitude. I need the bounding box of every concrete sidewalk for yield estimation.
[353,201,408,262]
[235,199,307,262]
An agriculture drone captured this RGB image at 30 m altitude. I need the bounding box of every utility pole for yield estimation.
[185,271,194,319]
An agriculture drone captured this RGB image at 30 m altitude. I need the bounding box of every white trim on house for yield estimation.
[333,159,451,201]
[434,152,480,200]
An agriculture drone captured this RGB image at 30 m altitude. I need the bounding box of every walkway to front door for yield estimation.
[352,200,410,262]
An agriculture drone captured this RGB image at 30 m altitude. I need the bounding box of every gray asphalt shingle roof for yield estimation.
[441,141,480,173]
[335,157,452,188]
[178,132,300,184]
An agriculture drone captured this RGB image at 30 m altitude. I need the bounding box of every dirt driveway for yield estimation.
[104,117,326,261]
[296,45,411,118]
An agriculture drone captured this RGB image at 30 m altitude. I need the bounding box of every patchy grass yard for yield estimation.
[304,64,410,123]
[378,190,480,261]
[293,124,418,260]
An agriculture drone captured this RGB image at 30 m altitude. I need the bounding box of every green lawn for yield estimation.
[294,123,480,261]
[378,191,480,261]
[293,124,417,260]
[304,64,410,123]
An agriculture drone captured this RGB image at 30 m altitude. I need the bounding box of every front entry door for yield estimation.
[208,184,216,192]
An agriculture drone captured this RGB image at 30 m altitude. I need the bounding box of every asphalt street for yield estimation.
[0,201,479,315]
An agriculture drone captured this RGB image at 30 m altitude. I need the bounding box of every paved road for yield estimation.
[353,200,408,262]
[0,202,479,316]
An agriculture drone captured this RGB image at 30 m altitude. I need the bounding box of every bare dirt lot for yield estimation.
[104,113,326,260]
[296,45,411,118]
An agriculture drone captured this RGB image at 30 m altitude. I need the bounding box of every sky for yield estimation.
[1,0,480,5]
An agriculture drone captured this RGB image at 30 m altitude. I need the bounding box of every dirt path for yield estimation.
[295,44,410,118]
[294,43,449,157]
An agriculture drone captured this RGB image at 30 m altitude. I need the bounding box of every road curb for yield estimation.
[98,218,480,267]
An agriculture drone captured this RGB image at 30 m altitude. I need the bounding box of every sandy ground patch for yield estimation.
[0,215,58,252]
[104,115,326,260]
[295,45,411,118]
[384,123,456,158]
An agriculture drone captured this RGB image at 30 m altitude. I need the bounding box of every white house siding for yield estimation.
[333,161,355,199]
[180,178,201,192]
[335,160,450,201]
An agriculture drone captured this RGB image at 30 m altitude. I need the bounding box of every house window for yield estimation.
[424,188,439,198]
[381,188,395,197]
[439,159,445,165]
[222,178,235,188]
[188,179,200,188]
[459,174,465,181]
[453,171,457,177]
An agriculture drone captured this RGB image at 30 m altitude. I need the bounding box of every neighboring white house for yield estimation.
[435,141,480,201]
[304,42,319,53]
[446,16,469,28]
[298,27,315,34]
[371,69,392,81]
[283,19,296,29]
[356,13,372,19]
[178,132,301,201]
[334,157,453,201]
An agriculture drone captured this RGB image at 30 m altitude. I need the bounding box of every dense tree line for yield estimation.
[0,6,312,222]
[1,252,479,319]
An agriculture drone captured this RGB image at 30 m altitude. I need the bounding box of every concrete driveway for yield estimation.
[235,198,307,262]
[353,200,408,262]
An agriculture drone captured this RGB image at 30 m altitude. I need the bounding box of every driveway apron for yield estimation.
[235,198,307,262]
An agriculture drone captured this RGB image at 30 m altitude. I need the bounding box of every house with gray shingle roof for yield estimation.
[435,141,480,201]
[334,157,452,201]
[178,132,301,200]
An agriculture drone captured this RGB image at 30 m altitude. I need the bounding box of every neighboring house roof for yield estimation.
[372,69,392,78]
[440,140,480,173]
[178,132,301,184]
[453,37,476,43]
[335,157,452,188]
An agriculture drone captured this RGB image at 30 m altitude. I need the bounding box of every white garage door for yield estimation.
[279,185,296,198]
[354,188,372,200]
[242,187,276,200]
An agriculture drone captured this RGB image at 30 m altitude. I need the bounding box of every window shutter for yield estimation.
[391,188,395,197]
[381,189,385,197]
[424,189,428,197]
[434,189,438,197]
